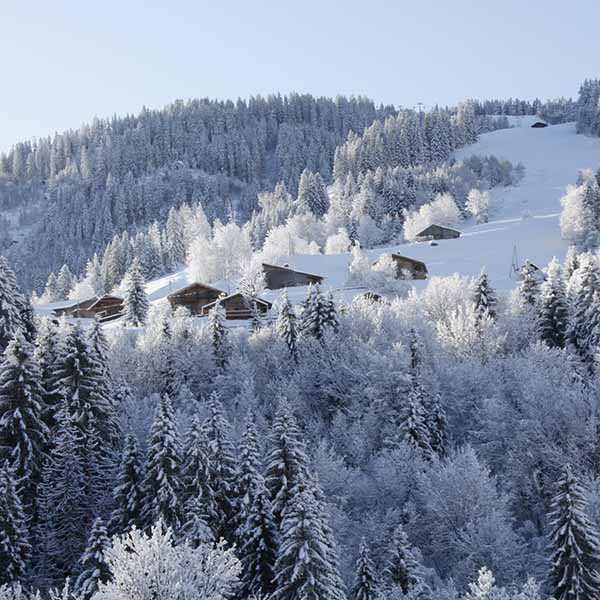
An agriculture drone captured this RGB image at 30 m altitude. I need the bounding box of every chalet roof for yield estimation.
[261,262,324,281]
[88,294,123,310]
[202,292,273,312]
[416,223,461,236]
[390,253,428,268]
[167,281,225,299]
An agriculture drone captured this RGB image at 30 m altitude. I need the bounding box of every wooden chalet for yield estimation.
[415,224,461,242]
[53,294,124,322]
[201,293,273,320]
[261,263,324,290]
[531,121,548,128]
[386,254,428,280]
[167,282,225,315]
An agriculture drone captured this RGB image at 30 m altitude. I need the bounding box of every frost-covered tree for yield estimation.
[472,270,497,321]
[538,258,569,349]
[75,517,111,600]
[518,260,540,307]
[0,463,30,586]
[299,284,332,341]
[466,189,491,223]
[0,258,26,353]
[109,434,144,535]
[207,300,227,369]
[93,523,241,600]
[382,524,427,595]
[548,464,600,600]
[122,259,149,327]
[276,291,298,361]
[568,257,600,360]
[354,538,378,600]
[0,333,48,504]
[141,395,182,532]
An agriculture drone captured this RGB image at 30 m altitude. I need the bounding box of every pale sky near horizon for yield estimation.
[2,0,600,152]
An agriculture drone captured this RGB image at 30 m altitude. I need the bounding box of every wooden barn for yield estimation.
[262,263,324,290]
[388,254,428,280]
[201,293,273,320]
[415,224,461,242]
[531,121,548,128]
[53,294,124,321]
[167,282,225,315]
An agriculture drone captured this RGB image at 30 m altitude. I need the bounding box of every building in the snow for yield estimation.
[415,224,461,242]
[167,282,225,315]
[531,121,548,128]
[201,292,273,320]
[261,263,324,290]
[53,294,124,321]
[384,254,428,280]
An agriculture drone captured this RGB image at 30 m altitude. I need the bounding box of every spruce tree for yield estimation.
[548,464,600,600]
[236,414,278,598]
[277,291,298,361]
[177,496,214,547]
[518,260,540,307]
[109,434,144,536]
[299,284,331,341]
[123,259,149,327]
[0,257,26,353]
[141,395,182,533]
[0,333,48,505]
[33,318,61,432]
[265,401,310,528]
[383,524,427,596]
[538,258,569,349]
[472,270,497,320]
[180,416,217,528]
[74,517,111,600]
[354,538,378,600]
[203,392,238,542]
[158,317,180,399]
[569,257,600,359]
[207,299,227,369]
[0,463,30,587]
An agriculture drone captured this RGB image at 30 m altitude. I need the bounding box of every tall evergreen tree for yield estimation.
[0,257,26,353]
[383,524,427,596]
[353,538,378,600]
[207,299,227,369]
[109,434,144,536]
[0,333,48,506]
[74,517,111,600]
[518,260,541,307]
[141,395,182,532]
[0,463,30,587]
[538,258,569,349]
[236,414,278,598]
[277,291,298,361]
[472,270,497,320]
[123,259,149,327]
[569,257,600,359]
[300,284,332,341]
[33,318,61,432]
[548,464,600,600]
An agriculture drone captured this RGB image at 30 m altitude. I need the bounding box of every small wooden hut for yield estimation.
[53,294,124,321]
[167,282,225,315]
[531,121,548,128]
[388,254,428,280]
[201,293,273,320]
[415,224,461,242]
[261,263,324,290]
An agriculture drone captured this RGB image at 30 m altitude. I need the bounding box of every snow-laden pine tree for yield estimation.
[548,464,600,600]
[123,259,149,327]
[353,538,378,600]
[53,323,119,447]
[203,392,238,543]
[472,270,497,320]
[273,487,346,600]
[87,320,116,417]
[276,291,298,361]
[207,300,227,369]
[538,258,569,349]
[382,524,428,596]
[74,517,111,600]
[0,463,30,587]
[399,386,434,459]
[236,414,278,598]
[569,257,600,359]
[518,260,541,307]
[265,401,310,528]
[158,317,181,400]
[180,416,217,529]
[0,257,27,353]
[177,497,214,548]
[33,318,61,432]
[0,333,48,506]
[109,434,144,536]
[142,395,182,533]
[38,414,91,582]
[299,284,332,341]
[424,391,447,458]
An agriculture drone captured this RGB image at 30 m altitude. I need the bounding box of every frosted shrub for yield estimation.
[325,228,352,255]
[560,184,592,245]
[465,189,491,223]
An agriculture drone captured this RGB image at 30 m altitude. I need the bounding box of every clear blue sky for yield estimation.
[2,0,599,152]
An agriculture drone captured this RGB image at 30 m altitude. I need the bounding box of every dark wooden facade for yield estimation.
[53,295,124,321]
[390,254,428,280]
[262,263,324,290]
[415,224,461,241]
[202,293,273,320]
[167,282,224,315]
[531,121,548,128]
